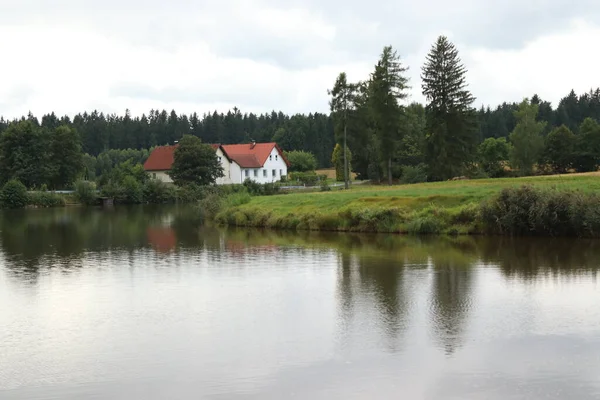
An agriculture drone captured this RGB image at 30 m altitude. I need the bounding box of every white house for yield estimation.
[143,142,290,184]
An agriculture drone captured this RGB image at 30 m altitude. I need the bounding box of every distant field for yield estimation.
[315,168,357,180]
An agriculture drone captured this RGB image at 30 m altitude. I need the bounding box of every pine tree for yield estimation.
[369,45,410,185]
[421,35,477,180]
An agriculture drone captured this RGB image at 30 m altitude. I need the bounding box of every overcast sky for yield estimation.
[1,0,599,119]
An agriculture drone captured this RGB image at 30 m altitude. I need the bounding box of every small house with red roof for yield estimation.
[143,141,290,184]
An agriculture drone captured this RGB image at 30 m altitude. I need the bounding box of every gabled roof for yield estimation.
[221,142,290,168]
[144,143,223,171]
[143,141,289,171]
[143,145,177,171]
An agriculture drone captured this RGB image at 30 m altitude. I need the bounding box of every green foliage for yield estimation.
[49,125,84,189]
[573,118,600,172]
[543,125,576,173]
[320,181,332,191]
[480,185,600,237]
[169,135,224,186]
[400,164,428,184]
[369,45,410,184]
[28,191,65,208]
[285,150,318,172]
[74,180,98,205]
[243,179,280,195]
[143,179,177,204]
[288,171,320,186]
[331,143,352,182]
[478,137,511,177]
[0,179,28,208]
[422,36,478,181]
[0,120,53,188]
[122,176,143,204]
[509,99,546,175]
[397,103,426,166]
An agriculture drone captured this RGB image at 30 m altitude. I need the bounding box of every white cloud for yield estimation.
[0,2,599,118]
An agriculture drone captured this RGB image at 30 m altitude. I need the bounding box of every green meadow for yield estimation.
[215,173,600,236]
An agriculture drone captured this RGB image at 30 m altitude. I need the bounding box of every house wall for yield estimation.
[230,160,243,184]
[215,148,234,185]
[238,147,288,184]
[150,171,173,183]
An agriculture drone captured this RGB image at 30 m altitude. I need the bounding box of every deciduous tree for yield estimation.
[169,135,224,186]
[509,99,546,175]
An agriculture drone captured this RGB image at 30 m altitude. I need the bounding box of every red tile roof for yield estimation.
[221,143,290,168]
[143,145,177,171]
[143,142,289,171]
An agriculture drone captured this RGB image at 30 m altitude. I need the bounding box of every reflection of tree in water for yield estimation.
[429,260,474,356]
[336,252,355,346]
[335,251,408,352]
[478,237,600,281]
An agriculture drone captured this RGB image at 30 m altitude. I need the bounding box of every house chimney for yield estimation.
[250,140,256,149]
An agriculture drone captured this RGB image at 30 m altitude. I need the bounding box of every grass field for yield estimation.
[215,172,600,235]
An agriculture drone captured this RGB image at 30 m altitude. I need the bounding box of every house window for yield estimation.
[279,169,282,176]
[218,156,222,162]
[269,155,272,161]
[272,169,276,177]
[245,169,249,177]
[263,169,267,177]
[276,155,278,161]
[254,169,258,177]
[152,173,157,179]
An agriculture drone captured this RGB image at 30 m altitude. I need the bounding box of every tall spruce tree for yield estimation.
[369,46,410,185]
[328,72,355,189]
[421,35,477,180]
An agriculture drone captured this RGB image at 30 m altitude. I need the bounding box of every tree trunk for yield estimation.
[388,157,392,185]
[343,112,349,190]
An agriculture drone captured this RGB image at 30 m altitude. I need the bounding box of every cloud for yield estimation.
[0,0,599,118]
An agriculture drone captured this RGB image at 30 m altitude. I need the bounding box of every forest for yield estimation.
[1,35,600,189]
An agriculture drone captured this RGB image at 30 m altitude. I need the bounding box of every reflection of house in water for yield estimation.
[225,240,277,256]
[147,226,177,253]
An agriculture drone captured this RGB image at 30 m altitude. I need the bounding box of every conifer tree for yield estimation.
[421,36,477,180]
[369,46,410,185]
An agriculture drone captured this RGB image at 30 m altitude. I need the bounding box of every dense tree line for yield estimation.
[1,35,600,185]
[0,109,335,169]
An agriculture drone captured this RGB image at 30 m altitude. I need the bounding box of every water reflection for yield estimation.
[2,207,600,399]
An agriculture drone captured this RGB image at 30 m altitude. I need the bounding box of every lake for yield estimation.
[1,206,600,399]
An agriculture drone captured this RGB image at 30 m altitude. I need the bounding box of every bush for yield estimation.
[285,150,318,172]
[122,176,143,204]
[243,179,280,196]
[74,180,98,205]
[176,183,209,203]
[400,164,428,184]
[28,191,65,207]
[320,181,331,191]
[197,193,223,219]
[289,171,319,186]
[480,185,600,237]
[0,179,29,209]
[143,179,177,204]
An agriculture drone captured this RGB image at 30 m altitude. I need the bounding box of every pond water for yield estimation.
[1,206,600,399]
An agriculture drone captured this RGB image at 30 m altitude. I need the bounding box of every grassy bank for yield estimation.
[214,173,600,236]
